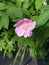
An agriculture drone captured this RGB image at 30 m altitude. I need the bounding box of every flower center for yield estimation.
[23,23,29,29]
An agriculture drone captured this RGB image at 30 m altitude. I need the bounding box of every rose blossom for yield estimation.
[14,18,36,38]
[44,0,47,5]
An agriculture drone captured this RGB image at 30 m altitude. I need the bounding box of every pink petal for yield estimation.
[23,18,34,23]
[14,18,34,27]
[44,0,47,5]
[15,25,25,37]
[24,30,32,38]
[28,21,36,31]
[14,20,23,26]
[14,18,28,27]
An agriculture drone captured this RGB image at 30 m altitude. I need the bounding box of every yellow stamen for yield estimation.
[23,23,29,29]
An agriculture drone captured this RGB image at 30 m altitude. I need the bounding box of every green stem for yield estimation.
[20,45,27,65]
[13,48,21,65]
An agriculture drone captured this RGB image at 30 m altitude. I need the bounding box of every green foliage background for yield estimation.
[0,0,49,65]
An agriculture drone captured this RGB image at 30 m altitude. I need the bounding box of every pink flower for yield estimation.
[44,0,47,5]
[14,18,36,38]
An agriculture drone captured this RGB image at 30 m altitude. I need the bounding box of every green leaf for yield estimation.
[40,5,49,10]
[18,37,25,48]
[0,40,6,51]
[23,0,30,9]
[30,0,34,3]
[1,12,9,29]
[34,27,45,48]
[3,38,15,58]
[44,27,49,38]
[18,37,34,48]
[38,50,47,59]
[11,0,15,2]
[6,1,15,7]
[7,52,13,58]
[46,21,49,27]
[15,0,22,7]
[25,37,34,46]
[0,19,3,29]
[22,9,30,17]
[6,6,23,18]
[12,18,21,22]
[0,11,3,17]
[36,10,49,27]
[35,0,43,10]
[29,47,36,59]
[31,16,38,21]
[0,11,4,29]
[0,47,2,51]
[0,3,7,10]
